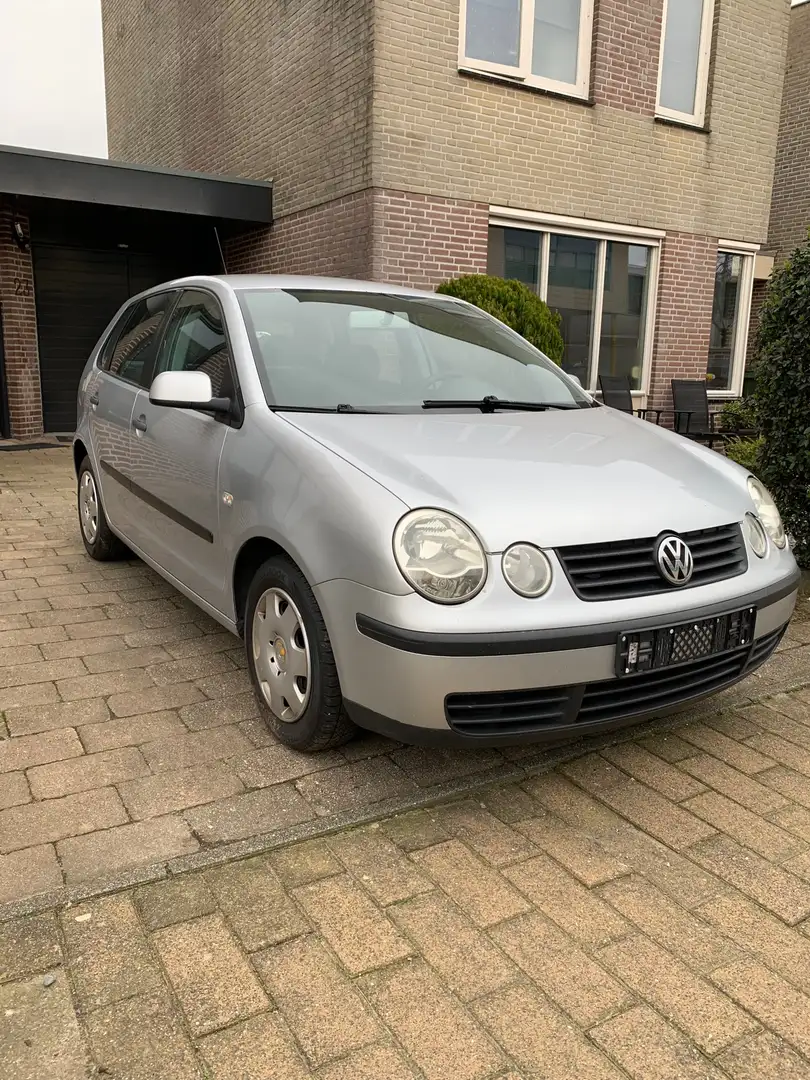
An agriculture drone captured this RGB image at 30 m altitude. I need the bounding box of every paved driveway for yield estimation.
[1,448,809,911]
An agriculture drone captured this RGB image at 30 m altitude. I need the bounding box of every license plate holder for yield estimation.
[616,606,756,677]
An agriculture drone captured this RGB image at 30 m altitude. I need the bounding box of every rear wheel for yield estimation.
[77,457,125,561]
[245,555,355,751]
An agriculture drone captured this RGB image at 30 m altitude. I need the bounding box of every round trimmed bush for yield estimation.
[437,275,564,363]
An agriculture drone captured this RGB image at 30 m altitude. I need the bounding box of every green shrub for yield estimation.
[754,239,810,567]
[437,275,565,363]
[718,396,758,432]
[725,436,764,473]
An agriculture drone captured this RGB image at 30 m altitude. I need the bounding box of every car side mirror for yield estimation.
[149,370,231,414]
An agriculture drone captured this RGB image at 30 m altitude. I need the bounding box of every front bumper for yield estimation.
[315,571,800,748]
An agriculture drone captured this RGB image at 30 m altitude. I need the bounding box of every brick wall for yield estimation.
[648,231,718,410]
[591,0,663,114]
[769,1,810,260]
[0,206,43,438]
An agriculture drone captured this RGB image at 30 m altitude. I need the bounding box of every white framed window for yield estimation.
[656,0,716,127]
[488,209,663,396]
[707,242,757,397]
[459,0,594,99]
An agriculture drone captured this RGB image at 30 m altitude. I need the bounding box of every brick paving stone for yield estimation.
[27,608,109,628]
[598,875,742,974]
[717,1031,810,1080]
[0,679,59,710]
[38,635,125,660]
[135,875,218,931]
[317,1044,419,1080]
[254,934,381,1067]
[122,622,202,648]
[85,991,201,1080]
[676,722,776,774]
[0,726,83,773]
[705,711,764,740]
[589,777,718,851]
[199,1012,313,1080]
[61,895,162,1010]
[268,839,342,887]
[434,800,538,866]
[185,783,315,842]
[0,912,61,983]
[5,697,109,737]
[479,783,540,823]
[65,617,141,640]
[231,743,345,788]
[0,787,127,852]
[683,789,804,861]
[504,854,629,948]
[204,856,309,951]
[195,669,253,699]
[140,725,253,772]
[327,827,433,904]
[766,694,810,724]
[473,982,624,1080]
[78,710,186,752]
[56,669,155,702]
[389,891,516,1001]
[83,645,171,673]
[411,839,531,927]
[772,804,810,843]
[295,757,417,815]
[515,813,631,888]
[28,746,149,799]
[590,1004,730,1080]
[596,934,758,1054]
[118,763,245,820]
[490,911,633,1027]
[600,742,707,801]
[0,844,61,902]
[391,745,504,787]
[153,914,268,1036]
[1,974,90,1080]
[360,959,504,1080]
[739,704,810,751]
[760,766,810,810]
[381,809,450,851]
[179,692,259,731]
[341,731,402,761]
[0,644,43,667]
[107,682,205,718]
[164,631,237,659]
[294,873,410,974]
[784,847,810,884]
[678,752,790,815]
[0,772,29,810]
[747,731,810,778]
[0,624,65,648]
[58,816,199,883]
[688,835,810,924]
[149,653,236,685]
[712,959,810,1059]
[697,893,810,994]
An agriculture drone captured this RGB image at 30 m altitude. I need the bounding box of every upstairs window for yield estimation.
[460,0,594,99]
[656,0,715,126]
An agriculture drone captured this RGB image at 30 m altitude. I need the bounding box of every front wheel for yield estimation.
[245,556,356,752]
[77,458,125,561]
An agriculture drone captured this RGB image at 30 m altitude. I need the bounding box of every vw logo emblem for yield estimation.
[656,535,694,586]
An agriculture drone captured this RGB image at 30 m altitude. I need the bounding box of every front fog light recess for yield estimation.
[393,509,486,603]
[502,543,553,597]
[747,476,786,549]
[744,513,768,558]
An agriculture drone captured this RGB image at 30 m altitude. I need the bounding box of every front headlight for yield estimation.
[747,476,786,549]
[502,543,553,597]
[393,509,487,603]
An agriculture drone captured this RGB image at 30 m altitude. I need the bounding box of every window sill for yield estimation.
[654,114,711,135]
[459,67,594,107]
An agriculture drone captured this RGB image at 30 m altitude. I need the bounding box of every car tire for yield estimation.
[77,457,126,562]
[245,555,356,752]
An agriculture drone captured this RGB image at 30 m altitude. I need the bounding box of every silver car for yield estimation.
[74,276,800,751]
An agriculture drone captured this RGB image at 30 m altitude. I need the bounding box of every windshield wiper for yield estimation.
[422,397,583,413]
[271,404,384,413]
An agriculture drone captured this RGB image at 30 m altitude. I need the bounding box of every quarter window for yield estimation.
[707,249,755,395]
[460,0,593,98]
[656,0,715,127]
[101,293,175,388]
[156,290,234,399]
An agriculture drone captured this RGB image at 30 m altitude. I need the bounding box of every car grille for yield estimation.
[444,624,786,738]
[556,523,748,602]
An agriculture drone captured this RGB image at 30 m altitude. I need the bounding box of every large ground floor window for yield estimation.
[487,213,661,393]
[708,245,756,396]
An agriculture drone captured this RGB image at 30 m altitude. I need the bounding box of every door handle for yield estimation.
[89,393,99,409]
[132,414,148,433]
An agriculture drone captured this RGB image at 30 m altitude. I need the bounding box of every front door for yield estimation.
[125,289,236,613]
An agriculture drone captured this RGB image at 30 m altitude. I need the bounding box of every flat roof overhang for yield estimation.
[0,145,272,225]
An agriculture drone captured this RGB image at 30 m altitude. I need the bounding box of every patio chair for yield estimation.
[670,379,729,449]
[598,375,663,424]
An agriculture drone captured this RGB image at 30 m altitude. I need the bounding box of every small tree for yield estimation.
[437,275,565,363]
[754,237,810,568]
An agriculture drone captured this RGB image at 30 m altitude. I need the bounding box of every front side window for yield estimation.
[237,289,592,411]
[156,290,234,399]
[461,0,593,98]
[489,225,657,392]
[708,250,754,394]
[101,293,176,388]
[656,0,715,126]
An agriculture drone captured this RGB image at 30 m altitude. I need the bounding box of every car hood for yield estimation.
[281,407,752,551]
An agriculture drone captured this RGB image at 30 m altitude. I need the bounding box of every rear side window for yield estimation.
[101,293,175,388]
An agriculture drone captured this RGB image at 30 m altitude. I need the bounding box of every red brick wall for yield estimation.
[591,0,663,114]
[648,231,717,411]
[0,206,43,438]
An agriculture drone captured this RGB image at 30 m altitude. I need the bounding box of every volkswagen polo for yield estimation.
[73,276,799,751]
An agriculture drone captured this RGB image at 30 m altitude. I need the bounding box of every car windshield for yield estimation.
[236,289,592,412]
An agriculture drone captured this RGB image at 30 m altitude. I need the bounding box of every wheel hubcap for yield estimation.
[79,471,99,544]
[252,588,311,722]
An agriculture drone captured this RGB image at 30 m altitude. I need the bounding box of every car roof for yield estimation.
[140,274,445,302]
